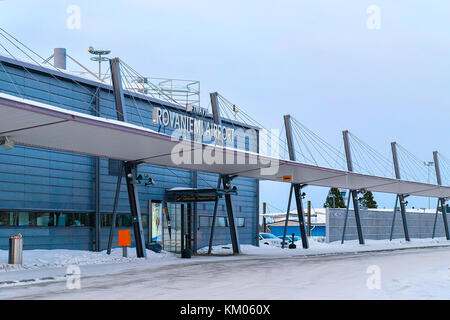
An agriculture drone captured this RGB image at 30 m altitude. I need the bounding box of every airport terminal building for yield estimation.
[0,53,260,252]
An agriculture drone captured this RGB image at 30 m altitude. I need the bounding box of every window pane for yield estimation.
[56,213,68,226]
[118,214,132,227]
[0,212,15,226]
[17,212,32,226]
[68,213,92,227]
[216,217,228,227]
[142,214,148,228]
[199,216,211,227]
[101,214,112,227]
[36,213,54,227]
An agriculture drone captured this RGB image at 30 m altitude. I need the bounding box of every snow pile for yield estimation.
[1,237,448,273]
[0,248,177,272]
[200,237,450,257]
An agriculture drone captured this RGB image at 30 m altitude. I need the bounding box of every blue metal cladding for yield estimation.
[0,56,259,250]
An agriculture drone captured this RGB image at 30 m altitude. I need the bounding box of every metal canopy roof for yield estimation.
[1,92,449,199]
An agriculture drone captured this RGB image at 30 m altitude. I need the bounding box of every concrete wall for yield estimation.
[326,208,449,243]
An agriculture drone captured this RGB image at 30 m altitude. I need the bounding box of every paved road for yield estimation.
[2,247,449,299]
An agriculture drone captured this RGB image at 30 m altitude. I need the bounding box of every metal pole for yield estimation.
[187,203,192,251]
[93,87,101,252]
[192,171,198,253]
[433,151,450,240]
[181,204,185,255]
[389,195,399,241]
[263,202,267,233]
[391,142,410,241]
[107,161,124,255]
[282,184,294,249]
[343,130,365,244]
[98,54,102,79]
[307,200,311,237]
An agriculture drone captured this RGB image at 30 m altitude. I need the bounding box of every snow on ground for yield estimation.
[0,238,449,299]
[1,237,448,273]
[0,247,177,272]
[202,237,450,256]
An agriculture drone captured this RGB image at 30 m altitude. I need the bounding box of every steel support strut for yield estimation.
[389,195,399,241]
[124,161,147,258]
[107,57,148,257]
[398,194,410,241]
[432,151,450,240]
[293,184,309,248]
[283,115,309,249]
[281,184,294,249]
[106,161,124,255]
[342,130,364,244]
[223,175,240,254]
[391,142,410,241]
[207,93,229,254]
[341,189,352,244]
[207,176,222,254]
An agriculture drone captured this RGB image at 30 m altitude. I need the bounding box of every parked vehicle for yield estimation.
[259,233,283,247]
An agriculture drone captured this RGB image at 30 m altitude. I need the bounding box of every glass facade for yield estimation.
[0,211,95,227]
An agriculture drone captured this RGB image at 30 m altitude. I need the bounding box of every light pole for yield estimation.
[423,161,434,210]
[87,46,111,79]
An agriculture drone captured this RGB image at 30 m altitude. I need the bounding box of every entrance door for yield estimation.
[162,202,184,253]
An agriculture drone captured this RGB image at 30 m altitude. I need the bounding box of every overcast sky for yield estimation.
[1,0,449,212]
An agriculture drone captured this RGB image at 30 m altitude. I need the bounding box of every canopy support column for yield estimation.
[389,195,399,241]
[283,115,309,249]
[207,196,220,254]
[124,161,147,258]
[341,190,352,244]
[343,130,364,244]
[109,57,127,122]
[281,184,294,249]
[391,142,410,241]
[207,93,241,253]
[293,184,309,248]
[432,151,450,240]
[207,174,222,255]
[106,161,124,255]
[223,175,241,254]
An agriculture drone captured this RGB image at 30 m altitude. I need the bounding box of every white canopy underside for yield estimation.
[1,92,449,199]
